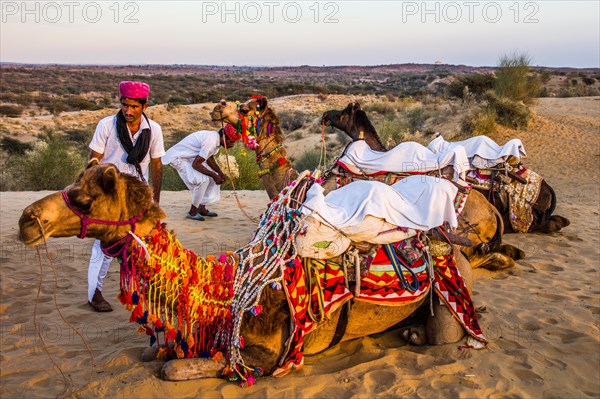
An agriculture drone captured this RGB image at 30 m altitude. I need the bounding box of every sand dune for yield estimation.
[0,97,598,398]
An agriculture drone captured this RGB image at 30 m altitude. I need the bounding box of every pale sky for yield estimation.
[1,0,599,67]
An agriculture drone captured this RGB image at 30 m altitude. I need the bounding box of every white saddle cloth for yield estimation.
[296,176,459,259]
[428,135,527,169]
[337,140,469,181]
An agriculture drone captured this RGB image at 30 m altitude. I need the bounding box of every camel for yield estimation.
[19,161,485,384]
[321,102,526,270]
[213,98,522,271]
[427,134,570,234]
[210,97,298,200]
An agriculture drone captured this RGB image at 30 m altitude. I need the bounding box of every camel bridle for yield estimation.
[60,190,146,240]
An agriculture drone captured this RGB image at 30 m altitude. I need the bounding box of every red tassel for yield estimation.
[130,303,143,322]
[165,328,177,342]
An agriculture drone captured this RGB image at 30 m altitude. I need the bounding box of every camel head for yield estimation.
[210,99,248,125]
[242,96,268,114]
[18,160,165,246]
[321,102,363,139]
[321,102,387,151]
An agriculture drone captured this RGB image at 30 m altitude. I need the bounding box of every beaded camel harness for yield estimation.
[234,98,289,178]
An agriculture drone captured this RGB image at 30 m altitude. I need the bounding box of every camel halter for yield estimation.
[60,190,147,239]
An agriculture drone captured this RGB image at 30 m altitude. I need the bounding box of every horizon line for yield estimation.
[1,61,598,71]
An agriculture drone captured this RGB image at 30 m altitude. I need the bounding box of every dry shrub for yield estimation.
[485,91,531,129]
[462,108,498,135]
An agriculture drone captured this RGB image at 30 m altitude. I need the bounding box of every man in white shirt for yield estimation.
[162,124,240,220]
[87,81,165,312]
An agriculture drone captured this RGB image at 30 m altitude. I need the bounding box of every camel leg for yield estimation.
[462,243,517,270]
[500,244,525,261]
[162,358,226,381]
[467,251,516,270]
[426,296,466,345]
[404,248,472,346]
[426,248,471,345]
[538,215,570,234]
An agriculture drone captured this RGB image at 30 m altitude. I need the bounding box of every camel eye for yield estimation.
[67,189,92,212]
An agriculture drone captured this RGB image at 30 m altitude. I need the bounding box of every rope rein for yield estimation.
[218,109,259,224]
[32,217,95,398]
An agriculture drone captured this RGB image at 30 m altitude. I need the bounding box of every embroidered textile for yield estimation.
[504,169,543,232]
[433,255,487,344]
[273,257,353,376]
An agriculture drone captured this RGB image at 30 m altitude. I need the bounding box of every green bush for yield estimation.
[293,148,322,173]
[2,135,86,191]
[161,164,187,191]
[364,102,396,116]
[0,136,33,155]
[582,77,596,86]
[375,113,409,147]
[557,85,600,98]
[278,110,311,132]
[406,108,429,133]
[63,96,102,111]
[494,52,541,105]
[64,128,94,147]
[221,145,263,190]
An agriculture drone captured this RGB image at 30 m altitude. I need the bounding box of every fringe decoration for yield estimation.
[119,223,234,359]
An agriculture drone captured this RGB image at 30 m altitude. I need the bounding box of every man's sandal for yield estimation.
[186,213,205,221]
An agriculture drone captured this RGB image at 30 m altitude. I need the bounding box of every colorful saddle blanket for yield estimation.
[355,241,431,304]
[337,140,470,181]
[428,134,526,169]
[274,241,488,377]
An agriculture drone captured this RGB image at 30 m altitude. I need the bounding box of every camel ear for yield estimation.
[259,97,268,109]
[239,103,250,115]
[101,166,118,193]
[353,102,362,111]
[87,158,99,169]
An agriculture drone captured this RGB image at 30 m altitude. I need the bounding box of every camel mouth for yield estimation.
[321,113,332,126]
[19,234,47,247]
[18,226,52,246]
[18,214,53,246]
[210,111,223,122]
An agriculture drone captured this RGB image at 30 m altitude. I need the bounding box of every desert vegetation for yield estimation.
[1,61,598,191]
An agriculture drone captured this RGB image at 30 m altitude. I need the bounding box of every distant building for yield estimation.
[434,61,444,65]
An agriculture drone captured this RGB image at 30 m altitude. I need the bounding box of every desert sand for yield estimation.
[0,97,599,398]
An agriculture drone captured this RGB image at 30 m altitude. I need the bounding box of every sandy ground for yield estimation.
[0,97,599,398]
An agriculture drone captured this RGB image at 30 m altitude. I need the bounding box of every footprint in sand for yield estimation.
[362,369,398,394]
[513,369,544,386]
[535,264,564,272]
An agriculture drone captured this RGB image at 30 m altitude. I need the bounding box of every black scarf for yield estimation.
[116,110,151,181]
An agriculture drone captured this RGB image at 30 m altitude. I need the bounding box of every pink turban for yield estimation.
[119,81,150,99]
[223,123,241,142]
